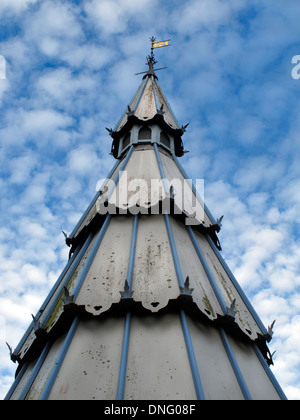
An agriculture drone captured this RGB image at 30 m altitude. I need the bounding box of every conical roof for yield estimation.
[114,72,180,133]
[5,49,287,400]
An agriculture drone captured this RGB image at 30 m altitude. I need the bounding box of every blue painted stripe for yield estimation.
[186,226,227,314]
[40,316,79,400]
[252,344,287,400]
[164,213,184,288]
[116,312,131,400]
[18,341,52,400]
[172,154,217,225]
[4,361,30,400]
[127,215,139,289]
[71,147,133,296]
[155,142,185,288]
[206,234,268,336]
[154,142,185,289]
[116,215,139,400]
[180,310,205,400]
[153,142,169,194]
[161,196,204,399]
[72,215,111,301]
[219,328,252,400]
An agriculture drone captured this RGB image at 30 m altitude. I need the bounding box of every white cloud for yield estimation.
[26,1,82,42]
[9,153,37,185]
[22,109,73,135]
[233,156,285,192]
[0,78,9,104]
[173,0,244,33]
[84,0,157,36]
[35,68,98,109]
[67,145,101,177]
[0,0,38,13]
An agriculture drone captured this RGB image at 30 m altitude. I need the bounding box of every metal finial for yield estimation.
[135,36,170,77]
[120,280,134,299]
[31,314,41,334]
[62,286,74,305]
[268,320,276,337]
[6,342,13,357]
[180,276,194,296]
[226,298,237,318]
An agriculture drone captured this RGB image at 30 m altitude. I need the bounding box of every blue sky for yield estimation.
[0,0,300,399]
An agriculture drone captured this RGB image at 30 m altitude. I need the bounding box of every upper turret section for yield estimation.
[108,38,188,159]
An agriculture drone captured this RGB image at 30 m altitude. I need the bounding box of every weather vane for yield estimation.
[135,36,171,76]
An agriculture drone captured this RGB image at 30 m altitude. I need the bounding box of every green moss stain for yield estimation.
[45,268,79,333]
[202,294,215,317]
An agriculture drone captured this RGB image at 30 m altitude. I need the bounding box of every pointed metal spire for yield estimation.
[6,342,13,358]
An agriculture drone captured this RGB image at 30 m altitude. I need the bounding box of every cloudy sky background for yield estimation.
[0,0,300,399]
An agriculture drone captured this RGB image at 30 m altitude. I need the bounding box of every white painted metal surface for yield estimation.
[187,315,245,400]
[75,217,132,315]
[108,149,165,211]
[48,318,124,400]
[9,360,36,400]
[160,151,210,226]
[227,334,281,400]
[134,77,157,121]
[26,334,66,400]
[114,75,179,133]
[124,314,197,400]
[132,215,179,312]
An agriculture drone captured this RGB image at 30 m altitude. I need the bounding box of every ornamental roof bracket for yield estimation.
[31,314,45,338]
[268,320,276,336]
[120,279,134,300]
[62,286,75,306]
[126,105,134,117]
[207,226,222,251]
[157,103,165,116]
[226,298,237,319]
[179,276,194,297]
[6,342,13,358]
[206,216,224,251]
[31,314,41,331]
[264,320,276,342]
[62,230,72,247]
[106,127,114,137]
[216,215,224,231]
[180,123,189,134]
